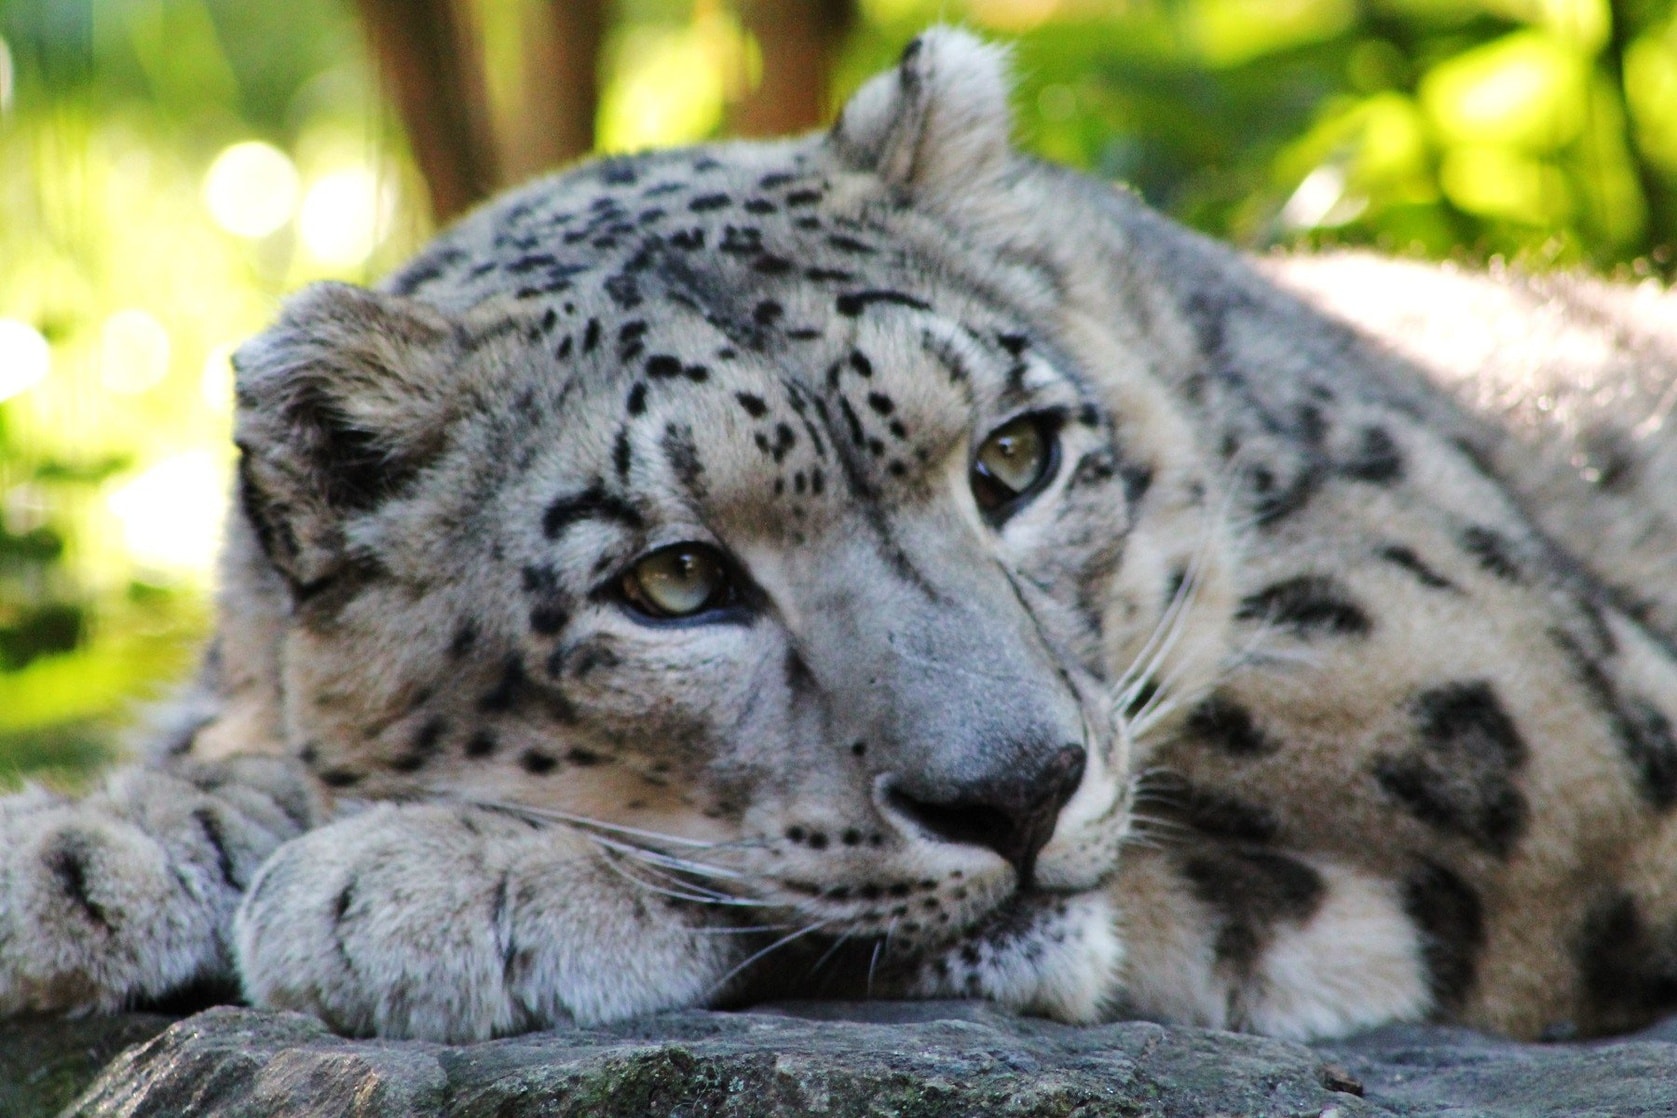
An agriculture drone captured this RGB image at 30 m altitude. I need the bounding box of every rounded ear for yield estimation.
[829,27,1015,195]
[231,282,465,595]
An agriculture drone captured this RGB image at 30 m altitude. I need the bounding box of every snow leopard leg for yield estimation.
[234,803,750,1042]
[0,756,318,1015]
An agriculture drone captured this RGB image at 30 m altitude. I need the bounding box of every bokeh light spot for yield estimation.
[971,0,1061,32]
[99,309,172,396]
[1439,145,1572,221]
[0,36,14,115]
[299,166,391,267]
[200,344,237,413]
[203,141,299,239]
[1421,31,1585,151]
[2,483,50,535]
[106,450,228,578]
[0,318,50,403]
[597,26,725,152]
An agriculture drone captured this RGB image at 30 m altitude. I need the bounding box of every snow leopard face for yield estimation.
[224,37,1224,1000]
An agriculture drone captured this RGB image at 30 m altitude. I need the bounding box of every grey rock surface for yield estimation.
[10,1001,1676,1117]
[1318,1019,1677,1118]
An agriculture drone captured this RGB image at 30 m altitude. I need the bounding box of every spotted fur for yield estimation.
[4,29,1677,1044]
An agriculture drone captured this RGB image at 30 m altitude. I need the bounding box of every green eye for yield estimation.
[622,544,732,619]
[971,415,1058,518]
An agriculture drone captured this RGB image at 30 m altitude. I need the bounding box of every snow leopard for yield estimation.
[4,27,1677,1045]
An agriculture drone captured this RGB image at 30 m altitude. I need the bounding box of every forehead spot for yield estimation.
[719,227,762,255]
[836,290,931,318]
[827,234,875,254]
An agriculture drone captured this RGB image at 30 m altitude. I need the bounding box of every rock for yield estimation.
[16,1002,1677,1117]
[60,1002,1377,1117]
[1318,1020,1677,1117]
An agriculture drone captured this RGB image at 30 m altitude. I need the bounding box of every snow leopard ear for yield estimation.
[829,27,1014,194]
[231,283,464,595]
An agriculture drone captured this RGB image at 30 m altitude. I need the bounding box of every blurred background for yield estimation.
[1,0,1674,786]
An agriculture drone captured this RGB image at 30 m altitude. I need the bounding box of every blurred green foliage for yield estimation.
[851,0,1676,269]
[1,0,1672,787]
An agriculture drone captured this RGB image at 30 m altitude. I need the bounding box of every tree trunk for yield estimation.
[496,0,605,183]
[732,0,855,136]
[354,0,499,223]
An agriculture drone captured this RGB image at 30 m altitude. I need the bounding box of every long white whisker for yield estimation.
[1117,468,1240,706]
[687,922,803,936]
[866,937,886,998]
[707,919,836,999]
[1130,560,1214,705]
[466,796,753,851]
[809,928,859,978]
[596,846,744,901]
[1113,462,1238,702]
[595,851,724,906]
[586,834,747,881]
[1114,576,1198,727]
[866,917,903,998]
[595,848,765,908]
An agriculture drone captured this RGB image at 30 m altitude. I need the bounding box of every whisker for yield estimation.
[587,834,748,881]
[1117,454,1251,711]
[688,922,803,936]
[466,796,758,852]
[596,849,765,908]
[809,928,859,978]
[707,919,836,999]
[1112,466,1236,704]
[599,847,743,902]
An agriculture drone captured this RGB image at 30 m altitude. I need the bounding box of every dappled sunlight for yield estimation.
[98,309,172,396]
[298,165,397,267]
[0,319,49,403]
[1626,27,1677,172]
[105,450,229,579]
[1421,31,1587,150]
[597,13,742,153]
[199,343,236,413]
[0,0,417,771]
[1190,0,1357,68]
[202,140,299,239]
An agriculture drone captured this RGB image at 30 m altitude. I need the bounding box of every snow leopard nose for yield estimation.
[881,744,1085,887]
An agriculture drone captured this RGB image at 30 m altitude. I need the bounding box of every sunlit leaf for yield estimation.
[1420,30,1587,151]
[1626,28,1677,171]
[1191,0,1357,68]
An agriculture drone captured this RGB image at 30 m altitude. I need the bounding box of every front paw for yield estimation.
[0,760,310,1015]
[236,805,741,1041]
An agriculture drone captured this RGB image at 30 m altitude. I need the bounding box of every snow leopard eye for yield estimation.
[621,544,734,620]
[971,414,1060,523]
